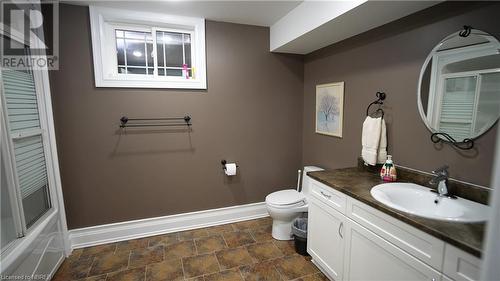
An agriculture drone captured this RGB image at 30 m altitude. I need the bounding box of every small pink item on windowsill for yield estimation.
[183,64,189,79]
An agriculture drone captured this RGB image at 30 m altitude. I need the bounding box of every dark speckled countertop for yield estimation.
[307,167,485,257]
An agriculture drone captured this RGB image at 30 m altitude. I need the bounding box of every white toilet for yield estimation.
[265,166,324,240]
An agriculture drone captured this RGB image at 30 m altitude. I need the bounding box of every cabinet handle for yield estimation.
[339,222,344,238]
[320,191,331,199]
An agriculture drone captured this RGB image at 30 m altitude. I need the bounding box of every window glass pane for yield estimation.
[115,29,154,74]
[476,72,500,134]
[165,32,183,67]
[22,183,50,228]
[146,33,153,68]
[127,67,147,75]
[166,69,182,76]
[184,34,192,68]
[1,151,18,251]
[146,44,154,73]
[116,38,125,66]
[125,39,146,67]
[158,68,165,76]
[156,32,165,67]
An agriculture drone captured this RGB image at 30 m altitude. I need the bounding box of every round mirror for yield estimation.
[418,28,500,142]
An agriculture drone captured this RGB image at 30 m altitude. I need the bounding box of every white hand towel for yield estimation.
[361,116,382,166]
[377,119,387,164]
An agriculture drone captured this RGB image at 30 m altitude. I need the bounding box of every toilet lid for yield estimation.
[266,190,305,206]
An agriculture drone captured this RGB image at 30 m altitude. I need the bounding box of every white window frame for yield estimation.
[89,6,207,89]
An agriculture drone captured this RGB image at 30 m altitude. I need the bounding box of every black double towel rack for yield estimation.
[119,115,192,128]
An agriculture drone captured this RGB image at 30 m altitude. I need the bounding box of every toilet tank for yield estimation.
[301,166,324,196]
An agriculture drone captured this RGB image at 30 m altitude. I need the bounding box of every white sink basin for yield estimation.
[370,183,490,223]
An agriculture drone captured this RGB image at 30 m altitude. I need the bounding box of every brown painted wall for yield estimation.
[50,4,304,229]
[53,2,499,229]
[302,2,499,187]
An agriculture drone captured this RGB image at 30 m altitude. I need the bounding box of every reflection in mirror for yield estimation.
[418,29,500,143]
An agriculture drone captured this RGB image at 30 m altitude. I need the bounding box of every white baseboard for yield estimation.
[69,202,268,249]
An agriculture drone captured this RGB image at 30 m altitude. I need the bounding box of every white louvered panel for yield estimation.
[3,70,37,89]
[439,76,476,140]
[439,123,472,141]
[3,69,41,133]
[13,136,48,199]
[2,68,48,199]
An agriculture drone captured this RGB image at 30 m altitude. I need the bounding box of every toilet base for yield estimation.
[272,219,296,240]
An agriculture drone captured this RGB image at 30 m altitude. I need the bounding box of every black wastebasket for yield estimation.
[292,217,309,256]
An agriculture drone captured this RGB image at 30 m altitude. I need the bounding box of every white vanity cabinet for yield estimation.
[343,220,440,281]
[443,245,482,281]
[307,178,482,281]
[308,199,346,280]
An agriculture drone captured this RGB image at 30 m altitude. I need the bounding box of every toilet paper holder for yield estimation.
[221,160,239,171]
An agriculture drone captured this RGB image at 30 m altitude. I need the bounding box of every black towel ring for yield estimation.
[366,92,386,118]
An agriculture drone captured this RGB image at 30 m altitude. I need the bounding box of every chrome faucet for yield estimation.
[429,165,456,199]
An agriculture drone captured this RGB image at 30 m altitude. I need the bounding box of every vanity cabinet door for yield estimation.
[308,198,346,281]
[343,218,441,281]
[443,244,481,281]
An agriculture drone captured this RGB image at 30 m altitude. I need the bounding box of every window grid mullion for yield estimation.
[144,33,148,75]
[152,28,158,77]
[163,32,167,76]
[182,33,186,78]
[123,37,128,74]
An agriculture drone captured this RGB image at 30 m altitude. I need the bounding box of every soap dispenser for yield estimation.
[380,155,397,182]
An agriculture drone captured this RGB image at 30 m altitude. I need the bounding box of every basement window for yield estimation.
[89,6,207,89]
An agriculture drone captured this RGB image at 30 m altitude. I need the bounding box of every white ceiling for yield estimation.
[67,0,442,54]
[66,0,302,27]
[271,1,441,54]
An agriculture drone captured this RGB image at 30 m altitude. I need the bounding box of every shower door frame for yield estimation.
[0,6,70,277]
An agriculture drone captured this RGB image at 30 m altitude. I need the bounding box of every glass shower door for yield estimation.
[1,36,52,235]
[2,71,52,231]
[1,17,66,279]
[1,151,19,251]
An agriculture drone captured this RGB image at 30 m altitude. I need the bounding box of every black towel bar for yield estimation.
[119,115,192,128]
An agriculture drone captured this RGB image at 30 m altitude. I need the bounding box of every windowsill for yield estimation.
[95,77,207,89]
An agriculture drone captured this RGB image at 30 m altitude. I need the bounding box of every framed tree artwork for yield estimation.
[316,82,344,137]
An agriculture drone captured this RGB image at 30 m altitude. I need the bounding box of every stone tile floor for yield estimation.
[53,217,328,281]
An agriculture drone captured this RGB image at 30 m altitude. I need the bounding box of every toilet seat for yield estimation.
[266,189,306,208]
[267,200,307,210]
